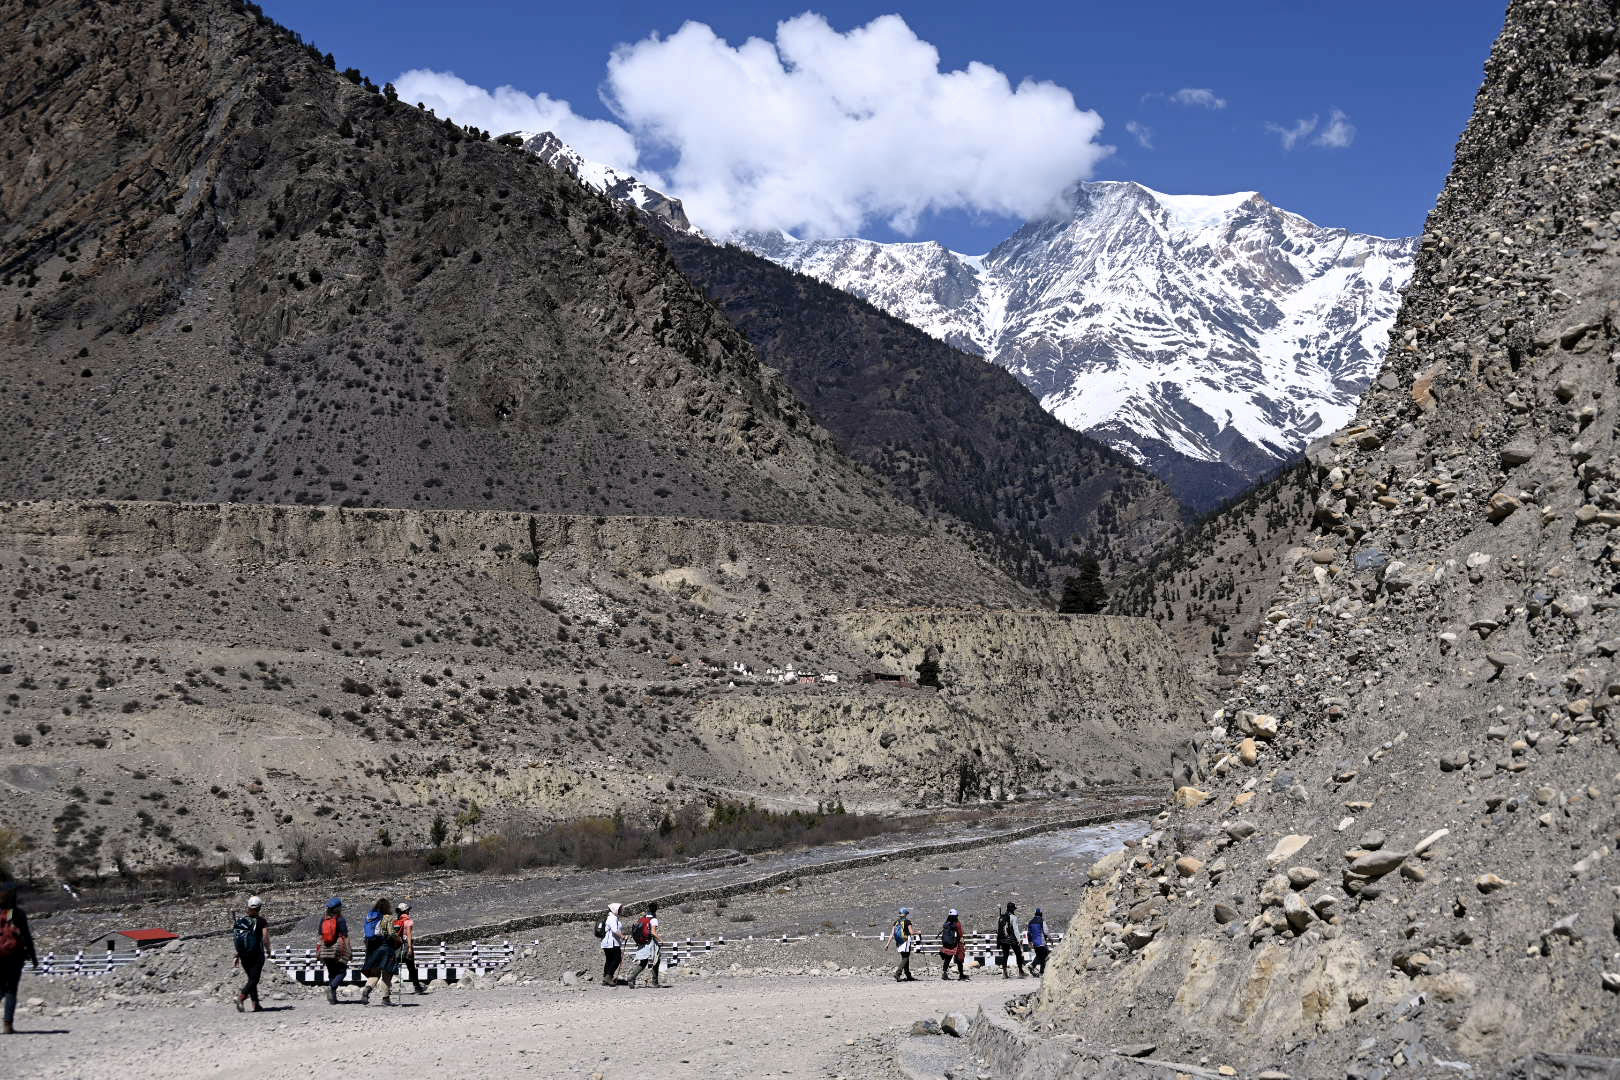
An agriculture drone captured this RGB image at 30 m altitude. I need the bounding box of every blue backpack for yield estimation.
[363,910,383,941]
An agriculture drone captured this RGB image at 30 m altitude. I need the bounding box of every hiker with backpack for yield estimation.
[599,902,624,986]
[359,896,401,1006]
[1027,907,1049,976]
[316,897,350,1004]
[995,901,1027,978]
[625,901,662,988]
[1,885,40,1035]
[232,895,272,1013]
[890,907,916,982]
[395,901,426,995]
[939,909,968,981]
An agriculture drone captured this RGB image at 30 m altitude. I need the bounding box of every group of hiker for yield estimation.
[890,901,1048,982]
[229,894,426,1012]
[2,884,1054,1033]
[598,900,664,988]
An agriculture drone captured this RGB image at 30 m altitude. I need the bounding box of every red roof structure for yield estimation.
[116,928,178,946]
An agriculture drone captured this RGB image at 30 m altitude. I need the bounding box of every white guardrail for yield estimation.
[38,930,1058,983]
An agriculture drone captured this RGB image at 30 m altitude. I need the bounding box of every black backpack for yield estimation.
[941,920,961,948]
[593,917,607,939]
[997,913,1014,946]
[232,915,262,958]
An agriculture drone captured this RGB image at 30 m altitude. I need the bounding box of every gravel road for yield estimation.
[7,975,1016,1080]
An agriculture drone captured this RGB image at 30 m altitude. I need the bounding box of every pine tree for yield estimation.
[1059,555,1108,614]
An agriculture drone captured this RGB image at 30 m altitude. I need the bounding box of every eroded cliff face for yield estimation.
[1015,3,1620,1077]
[0,500,1193,871]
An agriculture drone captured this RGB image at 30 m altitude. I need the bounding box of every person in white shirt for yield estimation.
[601,903,625,986]
[625,901,662,988]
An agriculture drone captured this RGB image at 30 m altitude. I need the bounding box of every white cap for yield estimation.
[398,902,410,912]
[948,909,958,917]
[247,896,263,909]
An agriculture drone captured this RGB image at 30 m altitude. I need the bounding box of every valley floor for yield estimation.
[7,970,1014,1080]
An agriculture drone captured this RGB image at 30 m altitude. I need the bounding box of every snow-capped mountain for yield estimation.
[741,183,1416,508]
[513,131,702,237]
[511,128,1415,510]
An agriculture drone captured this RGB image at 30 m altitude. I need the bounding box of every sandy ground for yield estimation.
[6,974,1016,1080]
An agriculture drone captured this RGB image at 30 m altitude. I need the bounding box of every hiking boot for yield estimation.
[326,985,337,1005]
[250,1003,264,1013]
[235,993,245,1013]
[601,977,614,987]
[3,1020,14,1034]
[361,986,372,1006]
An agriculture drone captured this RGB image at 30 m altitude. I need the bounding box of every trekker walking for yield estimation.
[625,902,662,988]
[996,901,1027,978]
[891,907,916,982]
[1,885,40,1035]
[600,902,625,986]
[316,897,350,1004]
[939,909,968,981]
[1027,908,1049,976]
[232,895,271,1013]
[396,901,426,995]
[359,897,400,1006]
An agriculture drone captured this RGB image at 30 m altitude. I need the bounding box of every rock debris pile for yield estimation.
[1010,3,1620,1078]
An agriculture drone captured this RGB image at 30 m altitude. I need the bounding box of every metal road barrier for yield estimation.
[35,930,1060,982]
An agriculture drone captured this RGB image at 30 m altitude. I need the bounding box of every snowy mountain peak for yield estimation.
[739,180,1415,509]
[515,130,1415,511]
[510,130,704,237]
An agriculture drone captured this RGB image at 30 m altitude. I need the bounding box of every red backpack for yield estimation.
[320,915,340,947]
[0,910,19,959]
[630,915,653,947]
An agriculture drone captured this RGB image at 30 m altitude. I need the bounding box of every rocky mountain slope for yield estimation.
[0,0,914,532]
[0,499,1203,872]
[660,236,1186,578]
[744,184,1416,511]
[992,2,1620,1076]
[1110,463,1316,688]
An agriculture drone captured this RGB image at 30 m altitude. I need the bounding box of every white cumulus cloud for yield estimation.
[602,14,1110,237]
[1313,109,1356,148]
[393,68,649,179]
[1125,121,1154,150]
[1168,87,1226,109]
[1266,115,1318,151]
[1265,109,1355,151]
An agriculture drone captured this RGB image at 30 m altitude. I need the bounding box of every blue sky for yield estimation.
[259,0,1504,252]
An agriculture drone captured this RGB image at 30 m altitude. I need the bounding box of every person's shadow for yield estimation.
[9,1028,71,1035]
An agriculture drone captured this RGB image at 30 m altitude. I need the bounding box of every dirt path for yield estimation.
[8,976,1017,1080]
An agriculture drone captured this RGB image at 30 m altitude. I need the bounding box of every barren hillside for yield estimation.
[0,499,1203,873]
[993,2,1620,1076]
[0,0,910,530]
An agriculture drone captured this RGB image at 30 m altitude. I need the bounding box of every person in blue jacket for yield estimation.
[1026,907,1049,976]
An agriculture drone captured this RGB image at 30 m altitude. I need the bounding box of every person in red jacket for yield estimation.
[1,885,40,1035]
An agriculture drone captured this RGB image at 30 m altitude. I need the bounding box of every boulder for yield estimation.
[1267,834,1313,865]
[941,1011,972,1037]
